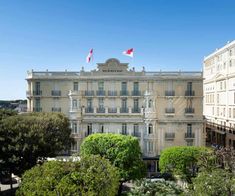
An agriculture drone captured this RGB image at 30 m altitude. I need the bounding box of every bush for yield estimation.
[128,178,183,196]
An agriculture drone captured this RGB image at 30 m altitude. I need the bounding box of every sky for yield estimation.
[0,0,235,100]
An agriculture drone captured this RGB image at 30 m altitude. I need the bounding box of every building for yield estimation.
[26,58,204,173]
[204,40,235,148]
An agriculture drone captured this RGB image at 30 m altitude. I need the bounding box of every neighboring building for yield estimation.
[204,40,235,148]
[26,58,204,174]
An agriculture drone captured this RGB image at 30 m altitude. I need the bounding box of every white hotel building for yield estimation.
[26,58,204,173]
[204,40,235,148]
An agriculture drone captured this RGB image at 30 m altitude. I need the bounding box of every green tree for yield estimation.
[0,108,17,120]
[159,146,209,182]
[128,178,183,196]
[56,155,119,196]
[80,133,146,194]
[0,112,73,177]
[190,169,234,196]
[17,155,119,196]
[16,161,74,196]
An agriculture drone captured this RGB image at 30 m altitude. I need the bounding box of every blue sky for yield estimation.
[0,0,235,100]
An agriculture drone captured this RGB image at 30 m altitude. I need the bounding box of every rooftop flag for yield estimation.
[122,48,134,58]
[86,49,93,63]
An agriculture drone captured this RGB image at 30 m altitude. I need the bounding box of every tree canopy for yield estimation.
[17,155,119,196]
[80,133,146,183]
[0,112,73,176]
[159,146,209,182]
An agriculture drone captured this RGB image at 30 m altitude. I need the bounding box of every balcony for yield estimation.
[33,107,42,112]
[120,90,129,96]
[33,90,42,96]
[85,107,94,113]
[85,91,94,96]
[108,91,117,96]
[96,90,105,96]
[96,107,105,113]
[185,133,195,139]
[165,133,175,141]
[185,90,195,96]
[165,90,175,96]
[165,108,175,116]
[120,107,129,113]
[185,108,195,115]
[52,107,61,112]
[132,90,141,96]
[165,108,175,113]
[51,90,61,96]
[132,108,141,113]
[108,108,117,113]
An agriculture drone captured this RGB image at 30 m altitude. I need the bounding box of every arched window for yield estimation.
[149,99,153,108]
[148,124,153,134]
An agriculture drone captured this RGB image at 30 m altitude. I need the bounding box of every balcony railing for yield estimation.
[165,108,175,113]
[33,90,42,96]
[165,90,175,96]
[185,108,195,113]
[33,107,42,112]
[96,107,105,113]
[165,133,175,140]
[132,108,141,113]
[120,90,129,96]
[108,108,117,113]
[120,107,129,113]
[96,90,105,96]
[108,91,117,96]
[132,90,141,96]
[85,91,94,96]
[85,107,94,113]
[51,90,61,96]
[185,133,195,139]
[52,107,61,112]
[185,90,195,96]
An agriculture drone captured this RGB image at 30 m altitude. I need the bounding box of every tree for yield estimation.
[0,112,73,177]
[17,155,119,196]
[56,155,119,196]
[80,133,146,194]
[159,146,209,182]
[190,169,234,196]
[128,178,183,196]
[0,108,17,120]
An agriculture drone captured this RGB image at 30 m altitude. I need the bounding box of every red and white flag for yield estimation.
[122,48,134,58]
[86,49,93,63]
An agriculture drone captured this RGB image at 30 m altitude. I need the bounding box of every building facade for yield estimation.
[204,40,235,148]
[26,58,204,173]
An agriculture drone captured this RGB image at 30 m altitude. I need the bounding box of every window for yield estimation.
[73,82,78,91]
[99,124,104,133]
[72,99,77,108]
[71,141,78,151]
[121,82,127,91]
[87,98,92,108]
[148,141,153,152]
[133,124,139,136]
[148,124,153,134]
[122,123,127,135]
[87,123,92,135]
[234,92,235,104]
[133,82,139,91]
[187,124,192,134]
[230,60,232,67]
[35,82,40,92]
[122,98,127,108]
[233,108,235,118]
[187,141,193,146]
[98,81,104,91]
[35,98,40,108]
[212,107,214,115]
[229,108,231,118]
[223,108,226,117]
[72,122,78,134]
[98,98,104,108]
[134,98,139,109]
[187,82,192,92]
[217,107,219,116]
[149,99,153,108]
[217,94,219,104]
